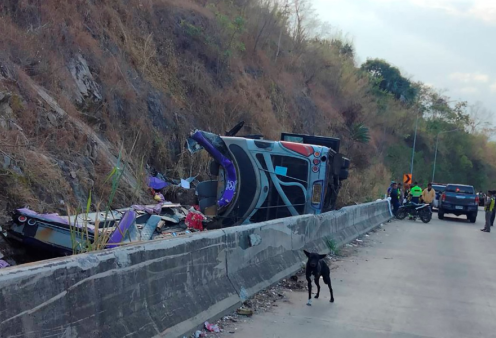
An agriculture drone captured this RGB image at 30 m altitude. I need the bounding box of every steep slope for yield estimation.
[0,0,389,219]
[3,0,494,226]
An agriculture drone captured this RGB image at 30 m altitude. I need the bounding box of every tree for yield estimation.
[349,123,370,143]
[467,102,496,136]
[361,59,418,103]
[287,0,319,53]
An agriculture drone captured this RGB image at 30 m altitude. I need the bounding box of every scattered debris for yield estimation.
[4,204,204,256]
[236,308,253,317]
[194,330,206,338]
[249,234,262,247]
[204,322,221,333]
[185,206,207,231]
[0,260,10,269]
[279,276,306,290]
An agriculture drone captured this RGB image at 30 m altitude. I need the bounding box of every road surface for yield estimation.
[229,210,496,338]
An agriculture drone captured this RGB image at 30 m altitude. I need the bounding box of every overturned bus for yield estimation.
[187,125,350,229]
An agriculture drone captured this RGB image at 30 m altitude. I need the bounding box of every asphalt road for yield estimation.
[230,210,496,338]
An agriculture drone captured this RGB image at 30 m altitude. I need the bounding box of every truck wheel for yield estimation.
[438,209,445,220]
[468,213,477,223]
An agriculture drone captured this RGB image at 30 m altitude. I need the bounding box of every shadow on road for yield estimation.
[435,207,485,225]
[439,216,471,223]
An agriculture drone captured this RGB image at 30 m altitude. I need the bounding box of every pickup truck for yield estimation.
[438,184,479,223]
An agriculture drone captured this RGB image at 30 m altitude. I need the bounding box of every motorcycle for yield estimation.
[396,202,432,223]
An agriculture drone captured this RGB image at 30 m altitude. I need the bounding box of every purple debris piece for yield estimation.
[16,208,69,225]
[106,210,136,249]
[132,203,163,215]
[148,176,168,190]
[190,131,237,208]
[0,260,10,269]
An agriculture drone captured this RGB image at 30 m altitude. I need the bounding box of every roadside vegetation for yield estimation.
[0,0,494,217]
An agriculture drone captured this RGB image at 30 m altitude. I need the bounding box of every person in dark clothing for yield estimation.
[482,191,495,232]
[387,181,395,197]
[390,182,400,216]
[404,185,410,203]
[491,190,496,226]
[398,183,403,205]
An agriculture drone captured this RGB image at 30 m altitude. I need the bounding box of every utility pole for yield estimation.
[432,133,440,183]
[410,113,419,176]
[432,128,460,182]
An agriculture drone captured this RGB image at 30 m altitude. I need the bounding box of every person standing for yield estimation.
[387,181,395,197]
[422,183,436,208]
[390,182,400,216]
[397,183,403,205]
[410,182,423,204]
[482,191,495,233]
[491,190,496,227]
[404,184,410,204]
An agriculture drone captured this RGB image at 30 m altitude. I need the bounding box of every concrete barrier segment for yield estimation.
[0,201,391,338]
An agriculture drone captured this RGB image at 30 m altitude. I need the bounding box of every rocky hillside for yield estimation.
[0,0,494,222]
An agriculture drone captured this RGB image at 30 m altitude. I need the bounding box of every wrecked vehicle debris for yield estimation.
[2,123,350,258]
[4,203,203,256]
[187,123,350,228]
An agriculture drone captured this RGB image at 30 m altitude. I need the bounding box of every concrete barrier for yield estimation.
[0,201,391,338]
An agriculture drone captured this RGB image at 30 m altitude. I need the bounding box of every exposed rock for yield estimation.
[147,92,168,131]
[68,54,102,105]
[0,62,12,80]
[89,140,98,161]
[10,121,23,131]
[0,92,13,130]
[0,92,11,103]
[11,165,23,176]
[3,155,11,169]
[46,112,58,126]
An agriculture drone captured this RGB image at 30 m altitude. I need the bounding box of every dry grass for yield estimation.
[0,0,399,216]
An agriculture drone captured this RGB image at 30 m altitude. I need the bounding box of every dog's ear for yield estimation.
[303,250,310,258]
[319,254,327,260]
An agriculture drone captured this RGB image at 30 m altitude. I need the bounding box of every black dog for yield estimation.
[304,250,334,305]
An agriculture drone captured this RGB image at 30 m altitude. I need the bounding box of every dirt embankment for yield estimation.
[0,1,390,225]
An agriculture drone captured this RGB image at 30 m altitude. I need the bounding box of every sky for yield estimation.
[313,0,496,119]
